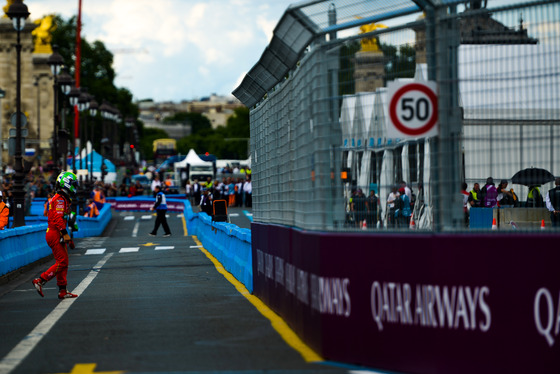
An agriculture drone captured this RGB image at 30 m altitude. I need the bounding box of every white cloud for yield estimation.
[24,0,294,101]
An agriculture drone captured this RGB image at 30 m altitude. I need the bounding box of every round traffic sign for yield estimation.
[388,83,438,136]
[10,112,27,127]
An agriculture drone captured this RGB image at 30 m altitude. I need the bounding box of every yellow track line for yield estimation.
[192,236,323,363]
[181,214,188,236]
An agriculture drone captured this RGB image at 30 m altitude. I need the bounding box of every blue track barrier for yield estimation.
[1,200,113,278]
[185,203,252,293]
[0,224,50,277]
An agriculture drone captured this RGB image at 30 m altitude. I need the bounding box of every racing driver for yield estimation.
[32,171,79,299]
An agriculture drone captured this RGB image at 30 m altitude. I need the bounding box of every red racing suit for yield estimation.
[41,193,71,287]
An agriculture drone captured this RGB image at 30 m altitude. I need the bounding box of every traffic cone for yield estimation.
[362,220,367,230]
[491,218,497,230]
[541,219,546,230]
[409,218,416,230]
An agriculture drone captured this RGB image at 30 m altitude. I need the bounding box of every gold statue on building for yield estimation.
[32,15,56,54]
[3,0,13,17]
[358,21,387,53]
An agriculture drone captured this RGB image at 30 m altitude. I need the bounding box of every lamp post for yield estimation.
[125,117,137,167]
[7,0,30,228]
[47,45,64,175]
[99,101,111,182]
[33,73,50,162]
[76,90,89,212]
[67,85,81,173]
[57,69,72,171]
[88,99,98,184]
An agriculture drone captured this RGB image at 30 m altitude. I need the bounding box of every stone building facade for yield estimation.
[0,14,54,170]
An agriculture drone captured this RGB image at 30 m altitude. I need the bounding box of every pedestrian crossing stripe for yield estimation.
[85,248,106,255]
[119,247,140,253]
[155,246,174,250]
[124,216,135,221]
[141,215,152,220]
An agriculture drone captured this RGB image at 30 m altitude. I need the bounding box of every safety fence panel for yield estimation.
[242,0,560,232]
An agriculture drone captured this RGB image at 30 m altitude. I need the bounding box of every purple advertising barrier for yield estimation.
[252,222,560,373]
[106,198,185,212]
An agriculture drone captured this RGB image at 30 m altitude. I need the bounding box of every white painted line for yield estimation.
[189,245,203,248]
[85,248,106,255]
[155,246,174,251]
[166,214,170,218]
[0,253,113,374]
[132,221,139,238]
[141,215,152,220]
[229,213,239,217]
[176,214,183,218]
[123,216,135,221]
[119,247,139,253]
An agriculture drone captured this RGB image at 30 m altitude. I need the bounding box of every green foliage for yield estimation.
[50,15,140,157]
[163,112,212,135]
[339,40,361,96]
[381,43,416,84]
[338,41,416,95]
[176,107,249,159]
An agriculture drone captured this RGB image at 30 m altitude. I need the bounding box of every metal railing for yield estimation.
[234,0,560,232]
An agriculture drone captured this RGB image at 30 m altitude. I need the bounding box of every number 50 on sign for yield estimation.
[387,81,438,139]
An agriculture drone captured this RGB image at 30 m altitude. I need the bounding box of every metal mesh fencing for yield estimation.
[242,0,560,232]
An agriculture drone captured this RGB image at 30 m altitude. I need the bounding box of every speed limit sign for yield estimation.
[387,81,438,138]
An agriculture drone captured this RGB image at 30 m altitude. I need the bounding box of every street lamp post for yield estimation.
[47,46,64,175]
[7,0,30,227]
[57,69,72,171]
[33,73,50,162]
[88,99,98,184]
[99,101,111,183]
[76,90,89,212]
[67,85,81,174]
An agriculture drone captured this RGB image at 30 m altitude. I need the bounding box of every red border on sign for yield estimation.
[389,83,438,136]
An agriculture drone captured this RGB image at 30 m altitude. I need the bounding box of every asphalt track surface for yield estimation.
[0,209,377,374]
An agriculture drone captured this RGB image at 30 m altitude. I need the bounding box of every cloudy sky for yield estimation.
[24,0,295,102]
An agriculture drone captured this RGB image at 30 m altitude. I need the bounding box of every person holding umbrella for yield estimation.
[511,167,554,207]
[546,178,560,227]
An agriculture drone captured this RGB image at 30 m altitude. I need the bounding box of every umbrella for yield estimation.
[511,167,555,186]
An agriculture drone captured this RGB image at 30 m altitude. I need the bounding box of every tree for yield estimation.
[175,106,250,160]
[163,112,212,135]
[50,15,140,159]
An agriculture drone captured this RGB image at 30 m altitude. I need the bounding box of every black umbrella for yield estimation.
[511,167,555,186]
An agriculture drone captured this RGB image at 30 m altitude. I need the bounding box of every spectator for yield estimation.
[150,175,162,197]
[91,184,106,209]
[496,180,514,207]
[43,191,54,216]
[227,178,235,207]
[192,179,201,207]
[133,180,144,196]
[366,190,378,228]
[235,178,244,207]
[461,182,470,227]
[352,189,367,228]
[387,186,398,228]
[199,187,213,216]
[0,191,9,230]
[526,185,544,208]
[468,183,482,208]
[83,198,100,217]
[545,177,560,227]
[243,179,252,207]
[481,177,498,208]
[395,187,412,228]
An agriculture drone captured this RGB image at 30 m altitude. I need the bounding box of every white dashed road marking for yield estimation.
[85,248,106,255]
[119,247,140,253]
